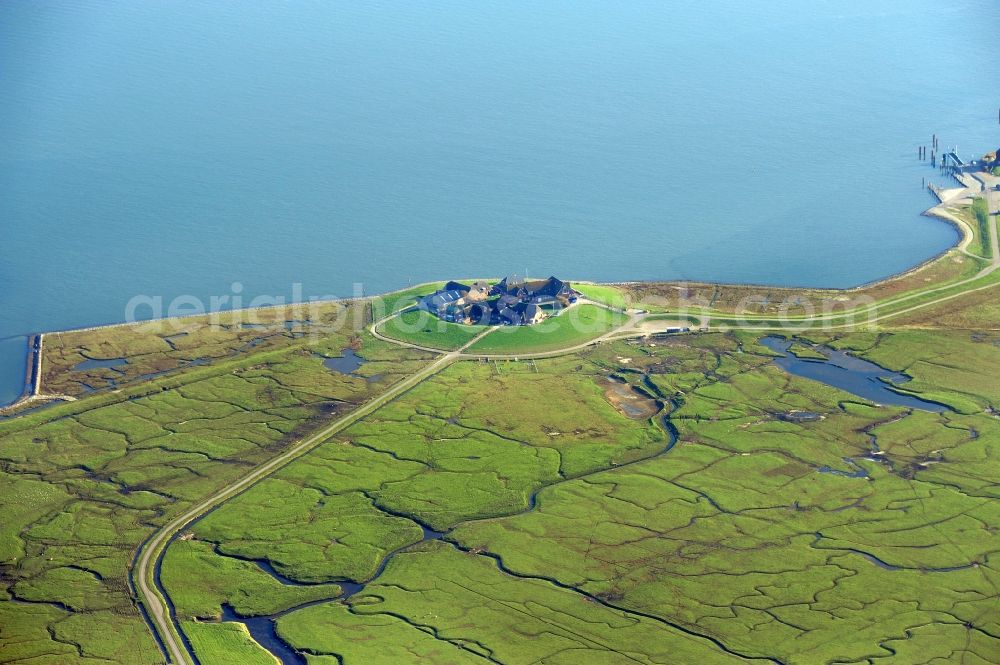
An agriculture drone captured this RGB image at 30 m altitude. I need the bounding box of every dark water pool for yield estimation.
[760,337,947,412]
[72,357,127,371]
[319,348,365,375]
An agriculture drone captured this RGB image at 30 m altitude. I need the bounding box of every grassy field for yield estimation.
[444,332,999,664]
[182,621,278,665]
[687,262,1000,333]
[162,539,342,618]
[376,308,484,350]
[155,348,669,661]
[368,282,445,319]
[573,282,630,308]
[890,275,1000,328]
[169,355,665,571]
[0,323,434,665]
[279,541,748,664]
[842,329,1000,413]
[37,281,458,404]
[164,331,999,664]
[3,263,1000,664]
[276,598,485,664]
[187,481,425,582]
[971,197,992,258]
[464,304,627,354]
[39,300,371,400]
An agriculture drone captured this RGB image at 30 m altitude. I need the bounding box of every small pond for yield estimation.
[72,357,127,372]
[319,348,365,375]
[759,337,947,412]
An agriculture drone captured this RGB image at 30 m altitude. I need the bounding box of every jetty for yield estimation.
[0,334,76,416]
[0,335,41,415]
[28,334,41,396]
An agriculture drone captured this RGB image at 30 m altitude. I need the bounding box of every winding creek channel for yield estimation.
[155,338,958,663]
[158,384,683,665]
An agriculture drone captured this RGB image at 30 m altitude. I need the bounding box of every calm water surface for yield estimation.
[2,0,998,404]
[760,336,947,412]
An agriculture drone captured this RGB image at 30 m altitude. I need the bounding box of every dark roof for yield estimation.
[498,306,521,325]
[523,279,550,292]
[531,276,570,298]
[495,275,527,295]
[423,289,464,311]
[444,281,471,293]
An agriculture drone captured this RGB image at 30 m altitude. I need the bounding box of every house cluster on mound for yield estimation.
[983,148,1000,169]
[419,276,580,326]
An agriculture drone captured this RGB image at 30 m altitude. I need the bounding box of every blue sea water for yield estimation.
[1,0,998,405]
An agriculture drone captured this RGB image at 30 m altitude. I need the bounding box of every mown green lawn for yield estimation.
[369,282,445,319]
[573,282,629,308]
[971,198,992,259]
[465,304,627,354]
[376,309,484,350]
